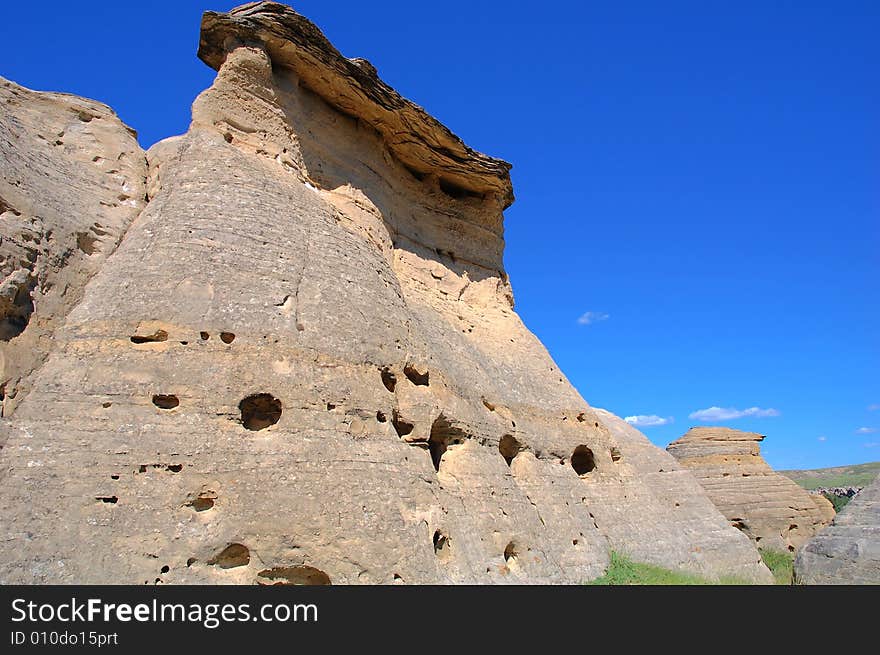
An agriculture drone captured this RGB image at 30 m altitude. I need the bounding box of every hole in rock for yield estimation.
[208,543,250,569]
[609,446,622,462]
[224,132,233,143]
[376,410,387,423]
[200,331,210,340]
[499,434,523,466]
[257,566,331,586]
[102,402,112,408]
[188,495,215,512]
[482,397,495,412]
[730,519,748,532]
[404,164,426,182]
[219,332,235,344]
[160,565,169,574]
[186,558,197,567]
[110,474,119,480]
[503,541,518,562]
[391,410,414,438]
[326,403,336,411]
[393,573,404,583]
[239,393,282,430]
[572,539,579,546]
[96,496,118,504]
[76,231,99,255]
[380,368,397,392]
[130,330,168,344]
[429,415,467,472]
[439,177,482,201]
[403,364,429,386]
[571,446,596,476]
[0,273,36,340]
[433,530,450,557]
[166,464,183,473]
[152,394,179,410]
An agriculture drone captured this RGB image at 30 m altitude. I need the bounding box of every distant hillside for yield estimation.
[780,461,880,491]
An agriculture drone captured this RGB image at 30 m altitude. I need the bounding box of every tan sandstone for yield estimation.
[667,427,835,551]
[0,2,772,584]
[0,78,146,419]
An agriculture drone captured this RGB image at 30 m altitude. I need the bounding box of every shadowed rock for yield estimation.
[794,474,880,584]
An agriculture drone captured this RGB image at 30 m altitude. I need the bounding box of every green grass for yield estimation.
[822,491,852,513]
[760,549,793,585]
[588,552,745,585]
[780,461,880,491]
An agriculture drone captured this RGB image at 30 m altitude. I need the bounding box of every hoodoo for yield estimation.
[0,2,771,584]
[667,427,835,551]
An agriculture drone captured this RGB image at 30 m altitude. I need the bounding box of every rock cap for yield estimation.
[199,2,514,208]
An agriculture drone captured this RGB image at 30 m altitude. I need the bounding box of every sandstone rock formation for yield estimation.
[0,78,146,419]
[0,2,771,584]
[667,427,835,551]
[794,473,880,584]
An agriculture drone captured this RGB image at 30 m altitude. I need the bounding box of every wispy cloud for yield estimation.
[688,406,781,422]
[864,442,879,448]
[868,404,880,411]
[577,311,609,326]
[624,414,674,427]
[817,435,827,442]
[855,427,878,434]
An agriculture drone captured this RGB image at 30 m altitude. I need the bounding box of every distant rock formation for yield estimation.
[794,474,880,584]
[0,2,771,584]
[667,427,834,551]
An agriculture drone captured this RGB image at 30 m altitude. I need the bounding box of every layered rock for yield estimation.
[668,427,835,551]
[794,473,880,584]
[0,2,770,584]
[0,78,146,419]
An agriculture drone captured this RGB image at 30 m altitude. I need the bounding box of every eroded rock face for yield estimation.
[0,77,146,419]
[667,427,835,551]
[794,474,880,584]
[0,2,770,584]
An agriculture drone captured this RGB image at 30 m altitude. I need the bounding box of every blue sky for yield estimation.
[2,2,877,469]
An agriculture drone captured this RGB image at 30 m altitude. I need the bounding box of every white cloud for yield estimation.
[855,427,878,434]
[577,311,609,326]
[624,415,674,427]
[864,442,879,448]
[817,435,827,442]
[868,404,880,411]
[688,406,781,422]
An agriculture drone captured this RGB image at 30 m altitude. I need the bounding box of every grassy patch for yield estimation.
[760,549,793,585]
[588,552,744,585]
[822,491,852,513]
[780,461,880,491]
